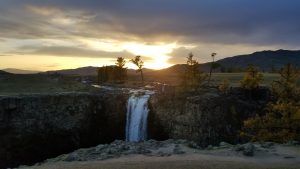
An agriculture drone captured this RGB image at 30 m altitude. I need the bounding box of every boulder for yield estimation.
[243,143,255,156]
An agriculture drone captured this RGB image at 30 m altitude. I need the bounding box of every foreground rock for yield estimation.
[0,91,128,169]
[20,140,300,169]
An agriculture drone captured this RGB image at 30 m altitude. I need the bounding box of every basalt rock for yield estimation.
[149,87,270,147]
[0,92,128,169]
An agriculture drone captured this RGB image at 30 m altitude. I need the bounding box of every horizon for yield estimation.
[1,49,299,72]
[1,1,300,71]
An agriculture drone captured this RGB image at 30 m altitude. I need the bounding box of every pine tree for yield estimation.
[240,65,264,90]
[181,53,207,92]
[115,57,127,83]
[242,64,300,142]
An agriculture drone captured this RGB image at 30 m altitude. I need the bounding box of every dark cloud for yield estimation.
[0,0,300,49]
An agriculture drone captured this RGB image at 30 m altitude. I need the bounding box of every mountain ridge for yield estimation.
[2,68,40,74]
[10,49,300,76]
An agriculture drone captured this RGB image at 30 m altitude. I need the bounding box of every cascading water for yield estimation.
[125,90,153,142]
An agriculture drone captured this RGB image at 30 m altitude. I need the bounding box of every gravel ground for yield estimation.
[19,140,300,169]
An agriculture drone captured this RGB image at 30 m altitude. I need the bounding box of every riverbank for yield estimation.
[19,140,300,169]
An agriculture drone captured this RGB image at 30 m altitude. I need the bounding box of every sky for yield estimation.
[0,0,300,71]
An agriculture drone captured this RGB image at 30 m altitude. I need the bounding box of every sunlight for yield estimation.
[80,39,124,52]
[122,42,177,69]
[80,39,178,69]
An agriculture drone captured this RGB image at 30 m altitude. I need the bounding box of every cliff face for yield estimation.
[149,88,271,147]
[0,92,128,169]
[0,87,271,168]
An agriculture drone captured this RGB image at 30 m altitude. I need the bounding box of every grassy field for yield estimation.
[0,74,98,95]
[211,73,281,87]
[143,72,283,87]
[0,72,298,95]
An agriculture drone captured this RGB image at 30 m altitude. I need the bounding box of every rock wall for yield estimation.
[149,88,271,147]
[0,92,128,169]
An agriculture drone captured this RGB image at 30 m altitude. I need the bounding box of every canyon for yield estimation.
[0,86,270,168]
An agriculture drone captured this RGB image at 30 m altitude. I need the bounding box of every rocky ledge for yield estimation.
[20,139,300,168]
[149,87,271,146]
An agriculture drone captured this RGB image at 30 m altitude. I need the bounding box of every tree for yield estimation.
[181,52,207,92]
[116,57,126,68]
[242,64,300,142]
[208,52,217,85]
[131,55,144,83]
[218,79,230,95]
[240,64,263,90]
[115,57,127,83]
[272,64,299,100]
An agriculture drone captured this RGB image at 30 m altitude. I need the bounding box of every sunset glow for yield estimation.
[0,1,299,71]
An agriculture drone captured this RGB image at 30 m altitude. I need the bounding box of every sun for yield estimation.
[80,39,177,69]
[122,42,177,69]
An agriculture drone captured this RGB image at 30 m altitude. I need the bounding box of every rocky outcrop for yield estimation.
[0,92,128,169]
[149,87,271,147]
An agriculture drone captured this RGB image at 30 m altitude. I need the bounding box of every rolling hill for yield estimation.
[213,49,300,72]
[0,70,11,75]
[2,68,40,74]
[45,66,99,76]
[160,49,300,74]
[40,49,300,76]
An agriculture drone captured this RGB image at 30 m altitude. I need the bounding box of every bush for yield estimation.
[242,64,300,143]
[240,65,263,90]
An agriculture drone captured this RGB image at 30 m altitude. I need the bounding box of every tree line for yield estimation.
[97,56,145,84]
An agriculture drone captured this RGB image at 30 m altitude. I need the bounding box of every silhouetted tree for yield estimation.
[208,52,217,85]
[181,52,207,92]
[97,66,109,84]
[131,56,144,84]
[115,57,127,83]
[98,65,121,84]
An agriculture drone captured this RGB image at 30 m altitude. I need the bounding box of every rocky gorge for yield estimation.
[0,86,271,168]
[149,87,271,146]
[0,91,128,168]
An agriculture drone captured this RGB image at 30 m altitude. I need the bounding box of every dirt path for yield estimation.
[22,153,300,169]
[19,140,300,169]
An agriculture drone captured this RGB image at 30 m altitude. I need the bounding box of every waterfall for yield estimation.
[125,90,153,142]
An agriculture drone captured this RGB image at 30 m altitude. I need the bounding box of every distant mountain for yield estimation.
[160,49,300,74]
[0,70,11,75]
[2,68,40,74]
[43,49,300,76]
[213,49,300,72]
[45,66,99,76]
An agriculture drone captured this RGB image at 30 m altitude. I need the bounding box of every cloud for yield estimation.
[0,0,300,46]
[1,0,300,68]
[14,45,135,59]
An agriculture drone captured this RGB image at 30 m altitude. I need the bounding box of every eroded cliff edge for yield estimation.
[149,88,271,147]
[0,92,128,168]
